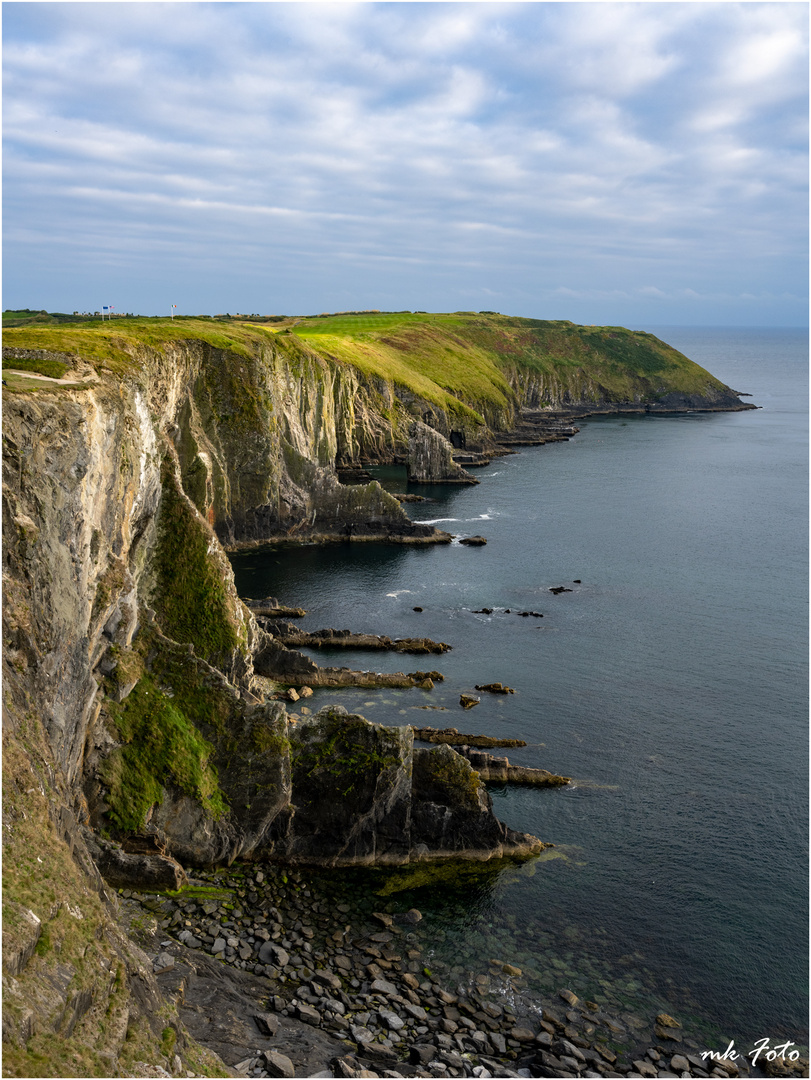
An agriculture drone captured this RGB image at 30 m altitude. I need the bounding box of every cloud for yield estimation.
[2,2,807,323]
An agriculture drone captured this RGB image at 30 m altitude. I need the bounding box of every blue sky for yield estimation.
[3,2,808,325]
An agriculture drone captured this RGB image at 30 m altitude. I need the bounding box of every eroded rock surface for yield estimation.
[407,421,478,484]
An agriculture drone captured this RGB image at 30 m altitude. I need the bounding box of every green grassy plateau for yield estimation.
[2,309,732,412]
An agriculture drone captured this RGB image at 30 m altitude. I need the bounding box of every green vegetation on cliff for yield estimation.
[2,309,739,417]
[102,671,228,832]
[152,460,244,663]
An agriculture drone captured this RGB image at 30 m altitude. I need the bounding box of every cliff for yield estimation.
[1,312,753,1075]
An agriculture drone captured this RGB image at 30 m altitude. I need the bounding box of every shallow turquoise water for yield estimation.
[230,328,808,1045]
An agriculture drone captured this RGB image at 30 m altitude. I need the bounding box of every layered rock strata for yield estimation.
[2,318,757,1075]
[260,621,451,655]
[407,421,478,484]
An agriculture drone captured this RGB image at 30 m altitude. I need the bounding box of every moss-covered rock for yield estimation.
[286,707,413,866]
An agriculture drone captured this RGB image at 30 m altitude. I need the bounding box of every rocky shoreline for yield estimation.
[125,866,807,1080]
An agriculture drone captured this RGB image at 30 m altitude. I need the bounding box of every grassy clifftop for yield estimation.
[2,310,739,417]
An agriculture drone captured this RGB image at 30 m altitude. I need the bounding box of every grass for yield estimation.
[1,317,280,375]
[1,371,89,394]
[290,708,403,798]
[2,308,91,327]
[2,354,70,378]
[102,671,228,832]
[152,459,243,664]
[1,722,231,1076]
[2,310,731,419]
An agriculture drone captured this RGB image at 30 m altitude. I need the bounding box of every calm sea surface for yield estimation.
[229,327,808,1047]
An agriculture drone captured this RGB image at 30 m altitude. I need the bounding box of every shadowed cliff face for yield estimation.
[1,318,754,1073]
[2,330,545,888]
[1,321,754,856]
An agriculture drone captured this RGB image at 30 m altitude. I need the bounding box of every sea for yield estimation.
[229,327,809,1051]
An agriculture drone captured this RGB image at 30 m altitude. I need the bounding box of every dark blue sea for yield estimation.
[229,327,809,1049]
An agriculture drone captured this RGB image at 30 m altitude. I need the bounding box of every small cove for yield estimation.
[229,328,808,1050]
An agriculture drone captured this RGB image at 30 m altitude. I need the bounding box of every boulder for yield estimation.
[460,535,487,546]
[261,1050,296,1078]
[82,832,187,891]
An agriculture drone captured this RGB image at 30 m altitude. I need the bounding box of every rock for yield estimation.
[762,1058,795,1078]
[312,970,342,990]
[411,743,543,859]
[559,988,579,1006]
[655,1024,683,1043]
[299,685,314,698]
[456,747,570,786]
[410,1044,437,1065]
[460,536,487,546]
[395,908,422,925]
[152,952,175,974]
[632,1061,658,1078]
[670,1055,690,1073]
[286,688,300,702]
[378,1008,405,1031]
[502,964,522,977]
[459,694,480,709]
[297,1002,322,1025]
[408,421,478,484]
[472,608,493,614]
[412,726,525,749]
[258,941,289,967]
[656,1013,682,1029]
[413,606,423,612]
[510,1027,535,1041]
[474,683,515,694]
[83,833,187,892]
[268,623,451,655]
[554,1040,585,1063]
[261,1049,296,1078]
[549,586,573,594]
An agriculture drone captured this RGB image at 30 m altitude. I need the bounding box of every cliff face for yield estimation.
[1,315,755,848]
[1,314,754,1074]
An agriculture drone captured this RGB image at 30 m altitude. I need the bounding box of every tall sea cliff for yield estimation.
[1,312,754,1075]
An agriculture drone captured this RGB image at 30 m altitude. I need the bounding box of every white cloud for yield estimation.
[2,2,806,322]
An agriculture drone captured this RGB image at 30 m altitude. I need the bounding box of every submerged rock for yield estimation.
[412,726,526,748]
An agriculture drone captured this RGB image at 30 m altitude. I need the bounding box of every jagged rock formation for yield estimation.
[1,313,755,1074]
[407,421,478,484]
[260,620,451,654]
[454,748,571,786]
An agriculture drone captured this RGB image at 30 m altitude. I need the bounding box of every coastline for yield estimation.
[4,319,799,1078]
[125,863,807,1079]
[220,367,807,1067]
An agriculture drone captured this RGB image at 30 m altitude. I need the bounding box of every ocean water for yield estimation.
[229,327,808,1047]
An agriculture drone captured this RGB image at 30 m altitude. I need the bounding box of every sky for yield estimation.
[2,1,808,326]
